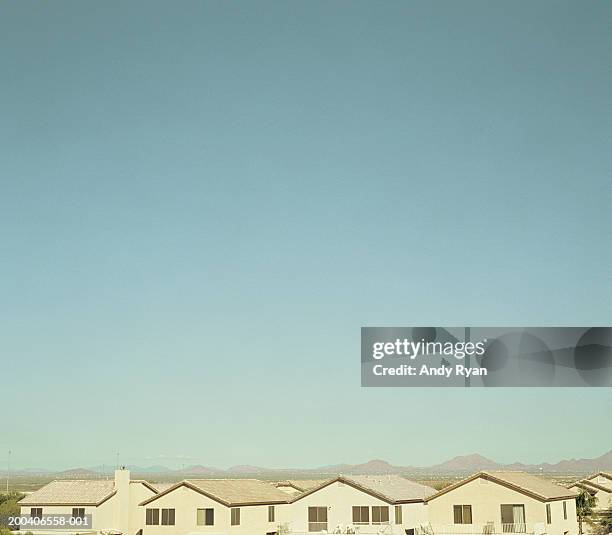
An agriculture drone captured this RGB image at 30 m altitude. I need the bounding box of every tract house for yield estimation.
[568,473,612,511]
[286,474,435,534]
[424,472,579,535]
[138,478,291,535]
[18,469,158,535]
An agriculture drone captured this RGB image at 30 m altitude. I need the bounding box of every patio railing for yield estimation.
[416,523,534,535]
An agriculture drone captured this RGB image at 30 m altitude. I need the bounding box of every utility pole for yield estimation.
[6,450,11,493]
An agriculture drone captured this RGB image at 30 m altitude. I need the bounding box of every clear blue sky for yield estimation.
[1,1,611,471]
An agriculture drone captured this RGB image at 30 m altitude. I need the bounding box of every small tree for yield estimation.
[595,508,612,535]
[0,491,25,530]
[576,489,598,535]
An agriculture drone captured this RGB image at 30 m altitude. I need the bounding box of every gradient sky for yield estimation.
[1,1,611,471]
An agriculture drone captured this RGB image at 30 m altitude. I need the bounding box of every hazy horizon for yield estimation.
[2,1,611,471]
[7,447,612,473]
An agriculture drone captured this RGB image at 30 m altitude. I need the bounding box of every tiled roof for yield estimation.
[141,479,291,506]
[291,474,436,504]
[345,475,436,502]
[587,472,612,482]
[188,479,290,505]
[569,482,598,495]
[276,480,328,492]
[427,471,578,502]
[19,480,115,506]
[576,479,612,493]
[483,472,579,500]
[150,482,175,493]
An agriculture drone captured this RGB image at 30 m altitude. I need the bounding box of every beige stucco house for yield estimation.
[138,478,291,535]
[568,473,612,512]
[424,472,579,535]
[18,469,584,535]
[19,469,158,535]
[584,472,612,488]
[286,474,435,534]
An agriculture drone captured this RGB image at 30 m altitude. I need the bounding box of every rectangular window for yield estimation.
[308,507,328,532]
[161,509,175,526]
[352,506,369,525]
[372,506,390,525]
[268,505,275,523]
[501,504,526,532]
[563,502,567,520]
[72,508,85,520]
[31,508,43,519]
[454,505,473,524]
[231,508,241,526]
[146,509,160,526]
[546,504,552,525]
[197,508,214,526]
[395,505,403,525]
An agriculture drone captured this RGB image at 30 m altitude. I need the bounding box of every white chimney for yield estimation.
[114,468,130,534]
[115,467,130,490]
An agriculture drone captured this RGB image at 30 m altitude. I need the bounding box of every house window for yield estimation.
[372,506,390,525]
[501,504,526,532]
[395,505,403,525]
[72,508,85,520]
[30,508,43,519]
[563,502,567,520]
[146,509,160,526]
[161,509,175,526]
[308,507,328,532]
[454,505,473,524]
[197,508,214,526]
[352,506,369,525]
[546,504,552,525]
[231,508,241,526]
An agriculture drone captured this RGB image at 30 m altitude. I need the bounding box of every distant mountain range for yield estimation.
[7,449,611,477]
[299,450,612,475]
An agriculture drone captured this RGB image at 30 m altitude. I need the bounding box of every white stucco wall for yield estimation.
[129,482,158,535]
[425,477,578,535]
[17,471,156,535]
[19,497,115,535]
[288,480,428,534]
[140,484,290,535]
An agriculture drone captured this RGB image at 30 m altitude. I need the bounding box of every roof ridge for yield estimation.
[185,478,273,483]
[49,479,114,483]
